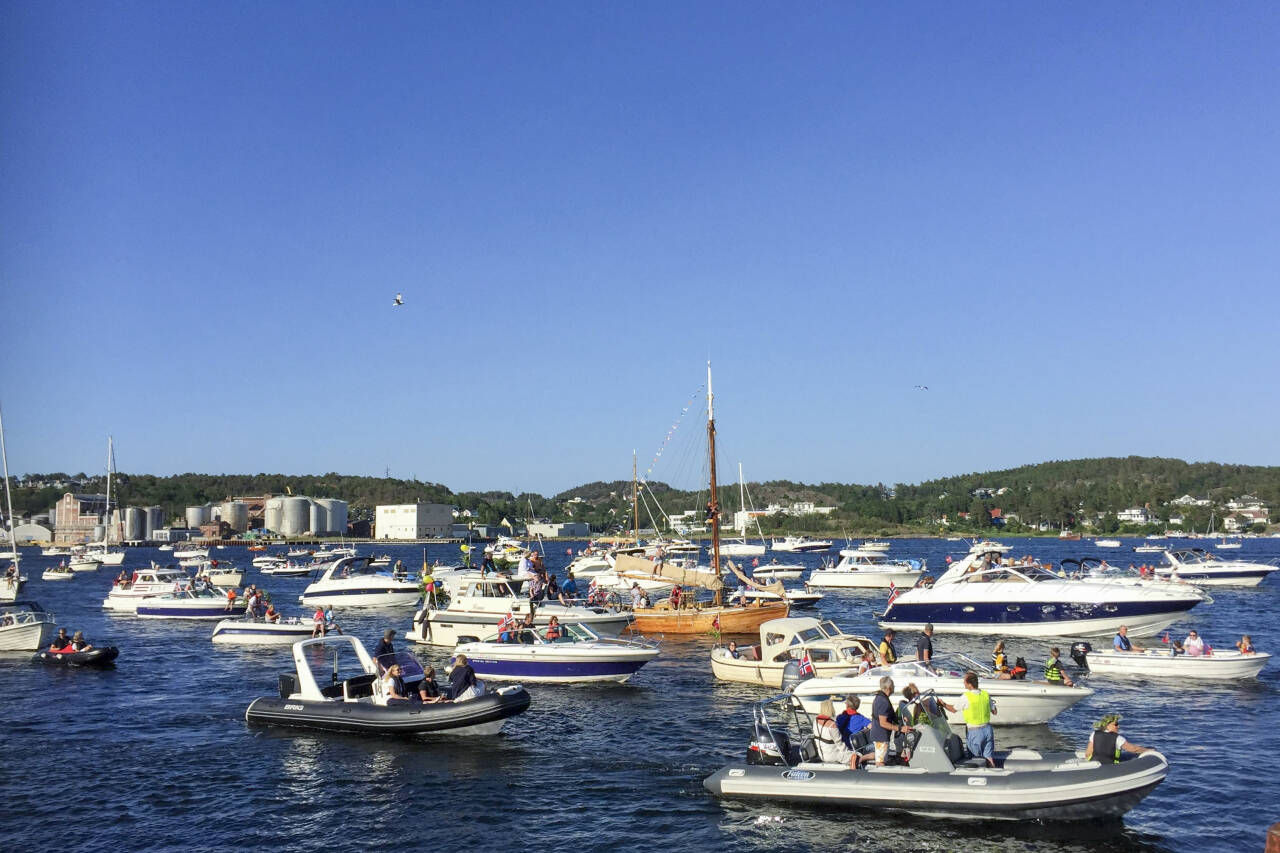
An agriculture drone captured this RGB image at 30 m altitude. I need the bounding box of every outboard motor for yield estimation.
[780,660,813,693]
[1070,642,1092,670]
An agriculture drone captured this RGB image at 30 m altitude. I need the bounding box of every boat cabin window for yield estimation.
[817,621,842,638]
[765,632,786,646]
[797,649,833,663]
[795,627,823,644]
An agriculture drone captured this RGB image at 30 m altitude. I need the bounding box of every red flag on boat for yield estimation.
[712,614,720,632]
[887,581,901,607]
[1161,631,1170,644]
[798,653,815,676]
[752,557,759,567]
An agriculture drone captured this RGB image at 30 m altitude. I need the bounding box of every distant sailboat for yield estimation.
[0,404,27,602]
[719,463,766,557]
[86,437,127,566]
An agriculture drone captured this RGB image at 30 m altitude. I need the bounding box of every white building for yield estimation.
[1117,507,1155,524]
[526,522,591,538]
[375,503,454,540]
[1169,494,1211,507]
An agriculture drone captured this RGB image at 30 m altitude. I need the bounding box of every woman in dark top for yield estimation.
[449,654,479,700]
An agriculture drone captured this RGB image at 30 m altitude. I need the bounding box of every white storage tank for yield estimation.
[92,524,106,543]
[186,505,211,529]
[222,501,250,534]
[264,497,284,535]
[309,501,326,536]
[124,507,145,541]
[316,499,347,536]
[280,497,310,537]
[144,506,165,540]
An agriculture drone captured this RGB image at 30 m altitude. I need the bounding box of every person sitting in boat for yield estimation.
[669,585,683,609]
[323,605,342,635]
[519,612,537,643]
[546,574,560,601]
[1085,713,1152,762]
[878,630,898,664]
[1044,647,1075,687]
[263,602,280,624]
[381,663,411,705]
[559,572,578,605]
[814,697,861,768]
[1183,630,1206,656]
[640,591,652,608]
[224,587,238,612]
[545,616,563,641]
[48,628,72,653]
[497,612,518,643]
[416,666,445,703]
[448,654,481,701]
[726,641,740,659]
[1237,635,1255,655]
[836,695,872,750]
[70,631,94,652]
[856,652,876,675]
[731,581,748,606]
[372,629,397,670]
[1113,625,1143,653]
[1007,657,1028,680]
[991,639,1012,676]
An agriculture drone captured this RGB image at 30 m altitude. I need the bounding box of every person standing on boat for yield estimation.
[323,605,342,635]
[224,587,238,612]
[870,676,911,766]
[372,629,396,669]
[1043,647,1074,686]
[958,671,997,767]
[630,582,643,609]
[1113,625,1144,653]
[1085,713,1152,762]
[312,607,325,638]
[878,629,898,664]
[915,624,934,664]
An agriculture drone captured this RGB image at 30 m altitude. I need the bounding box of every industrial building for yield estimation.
[54,493,112,544]
[375,503,453,539]
[526,522,592,538]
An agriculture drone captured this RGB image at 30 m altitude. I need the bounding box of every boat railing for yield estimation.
[0,606,54,627]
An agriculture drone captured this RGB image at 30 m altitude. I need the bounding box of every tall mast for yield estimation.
[0,404,19,562]
[737,462,746,536]
[632,451,639,542]
[707,362,722,604]
[104,436,113,545]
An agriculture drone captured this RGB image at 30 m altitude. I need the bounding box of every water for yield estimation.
[3,537,1277,853]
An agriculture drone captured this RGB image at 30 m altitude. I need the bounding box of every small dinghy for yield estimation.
[1071,642,1270,680]
[704,692,1168,821]
[42,564,76,582]
[245,635,530,736]
[33,646,119,667]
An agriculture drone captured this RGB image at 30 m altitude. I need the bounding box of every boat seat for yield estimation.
[343,674,377,700]
[849,729,872,752]
[798,736,819,763]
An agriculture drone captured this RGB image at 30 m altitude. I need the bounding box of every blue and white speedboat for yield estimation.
[453,622,659,684]
[1154,548,1279,587]
[880,542,1205,638]
[136,586,234,619]
[212,615,316,645]
[299,556,421,608]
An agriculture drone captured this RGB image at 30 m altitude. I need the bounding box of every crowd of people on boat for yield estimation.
[370,629,486,704]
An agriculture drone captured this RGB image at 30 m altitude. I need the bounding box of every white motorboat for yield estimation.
[710,617,878,687]
[212,615,316,645]
[1154,548,1278,586]
[158,544,173,552]
[879,541,1206,638]
[739,586,824,608]
[286,548,313,558]
[858,540,892,552]
[136,586,234,619]
[298,556,421,608]
[454,622,659,684]
[1095,539,1122,548]
[42,563,76,581]
[260,559,314,577]
[41,546,69,557]
[253,555,286,568]
[750,561,804,581]
[1215,538,1242,550]
[770,536,832,553]
[1071,642,1271,680]
[174,546,210,560]
[102,563,191,612]
[0,601,57,650]
[407,575,632,647]
[806,549,925,589]
[790,655,1094,726]
[68,554,102,572]
[720,538,766,557]
[1133,545,1164,554]
[191,560,244,588]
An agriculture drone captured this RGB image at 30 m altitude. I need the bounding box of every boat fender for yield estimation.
[1070,642,1092,670]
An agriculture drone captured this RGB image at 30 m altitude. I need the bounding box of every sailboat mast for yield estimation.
[737,462,746,536]
[0,405,19,560]
[104,436,113,546]
[707,363,722,605]
[632,451,639,542]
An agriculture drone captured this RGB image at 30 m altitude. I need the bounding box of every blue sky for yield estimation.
[2,3,1278,494]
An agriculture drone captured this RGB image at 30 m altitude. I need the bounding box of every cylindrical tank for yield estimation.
[186,505,211,529]
[92,524,106,543]
[124,507,144,542]
[316,499,347,536]
[222,501,250,534]
[144,506,165,540]
[281,497,310,537]
[264,498,284,535]
[309,502,326,536]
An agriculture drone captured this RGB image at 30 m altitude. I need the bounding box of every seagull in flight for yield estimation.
[913,385,929,391]
[393,292,404,307]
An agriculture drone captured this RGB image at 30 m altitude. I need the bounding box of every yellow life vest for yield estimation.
[963,689,991,726]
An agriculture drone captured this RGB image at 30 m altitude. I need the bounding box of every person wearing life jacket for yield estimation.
[1007,657,1028,680]
[545,616,563,641]
[1086,713,1152,763]
[814,697,860,768]
[957,671,997,767]
[878,629,898,664]
[1043,647,1075,687]
[991,639,1010,676]
[1113,625,1144,653]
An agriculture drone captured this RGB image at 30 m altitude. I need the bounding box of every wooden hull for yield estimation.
[629,600,789,635]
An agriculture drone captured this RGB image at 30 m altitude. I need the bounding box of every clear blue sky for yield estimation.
[3,2,1279,495]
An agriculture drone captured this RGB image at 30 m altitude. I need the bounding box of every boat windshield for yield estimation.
[817,620,842,638]
[927,653,995,678]
[793,627,825,644]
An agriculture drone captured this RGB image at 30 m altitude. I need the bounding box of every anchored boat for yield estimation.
[455,622,659,684]
[1071,642,1270,680]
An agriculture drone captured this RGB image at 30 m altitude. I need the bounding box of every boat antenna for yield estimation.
[706,362,722,605]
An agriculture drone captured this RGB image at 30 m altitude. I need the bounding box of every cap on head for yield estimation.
[1096,713,1122,729]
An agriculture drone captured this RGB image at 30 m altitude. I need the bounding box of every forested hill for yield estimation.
[12,456,1279,534]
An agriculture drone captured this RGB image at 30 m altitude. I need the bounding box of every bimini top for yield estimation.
[288,635,379,701]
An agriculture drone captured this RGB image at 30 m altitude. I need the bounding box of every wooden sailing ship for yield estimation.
[628,365,789,635]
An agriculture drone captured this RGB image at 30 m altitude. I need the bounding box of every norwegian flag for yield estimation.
[712,614,720,632]
[1161,630,1171,644]
[798,653,815,676]
[886,581,901,607]
[588,578,599,595]
[751,557,759,568]
[498,612,516,633]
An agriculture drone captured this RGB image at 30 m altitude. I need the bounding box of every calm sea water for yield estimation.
[2,537,1276,853]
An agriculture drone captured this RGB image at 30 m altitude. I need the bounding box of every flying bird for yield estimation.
[913,385,929,391]
[393,293,404,306]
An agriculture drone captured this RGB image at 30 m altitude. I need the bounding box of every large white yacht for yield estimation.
[1154,548,1279,586]
[298,556,421,608]
[806,549,925,589]
[879,541,1206,638]
[102,564,191,612]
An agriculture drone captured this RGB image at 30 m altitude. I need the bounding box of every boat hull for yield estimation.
[882,596,1200,638]
[212,619,316,645]
[704,751,1168,821]
[791,681,1090,726]
[407,607,632,647]
[32,647,119,667]
[455,648,658,683]
[806,570,923,589]
[1084,649,1270,679]
[629,600,789,635]
[245,687,531,736]
[136,602,237,619]
[0,620,55,651]
[299,585,421,608]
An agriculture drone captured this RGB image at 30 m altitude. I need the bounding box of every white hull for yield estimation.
[408,606,632,647]
[883,611,1181,639]
[86,549,126,566]
[69,559,102,572]
[212,618,316,645]
[207,570,245,587]
[752,567,804,581]
[0,619,55,651]
[299,589,422,608]
[807,569,923,589]
[720,541,766,557]
[1085,648,1270,679]
[42,570,76,581]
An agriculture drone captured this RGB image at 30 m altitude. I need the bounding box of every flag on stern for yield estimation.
[798,653,815,677]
